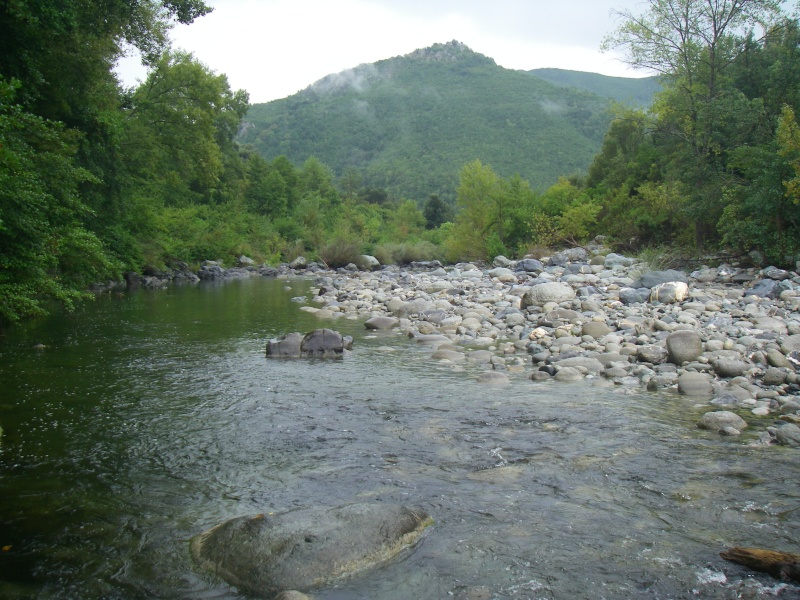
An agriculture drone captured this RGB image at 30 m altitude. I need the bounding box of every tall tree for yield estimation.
[603,0,784,247]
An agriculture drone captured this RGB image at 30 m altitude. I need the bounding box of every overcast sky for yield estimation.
[117,0,650,103]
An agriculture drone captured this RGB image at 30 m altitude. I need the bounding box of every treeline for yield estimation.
[2,0,800,325]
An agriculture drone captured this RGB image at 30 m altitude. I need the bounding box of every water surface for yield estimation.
[0,278,798,599]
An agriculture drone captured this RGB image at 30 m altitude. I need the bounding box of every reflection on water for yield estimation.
[0,278,798,599]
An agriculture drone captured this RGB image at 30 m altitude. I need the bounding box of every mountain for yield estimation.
[239,41,623,202]
[528,68,661,107]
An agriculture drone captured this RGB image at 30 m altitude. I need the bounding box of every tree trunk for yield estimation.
[720,547,800,582]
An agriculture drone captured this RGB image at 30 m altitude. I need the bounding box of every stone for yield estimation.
[745,279,780,299]
[554,366,583,382]
[582,322,612,339]
[431,349,466,363]
[237,255,256,267]
[266,332,304,358]
[364,316,399,330]
[634,269,689,289]
[619,288,651,304]
[678,372,713,396]
[521,282,576,309]
[356,255,380,271]
[492,255,512,267]
[300,329,351,358]
[552,356,605,374]
[515,258,544,273]
[712,359,749,378]
[767,348,794,369]
[190,503,432,597]
[780,335,800,355]
[649,281,689,304]
[666,331,703,365]
[477,371,510,384]
[697,411,749,432]
[775,423,800,447]
[289,256,308,269]
[637,344,668,365]
[762,367,788,386]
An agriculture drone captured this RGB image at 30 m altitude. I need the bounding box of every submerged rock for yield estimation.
[190,503,432,597]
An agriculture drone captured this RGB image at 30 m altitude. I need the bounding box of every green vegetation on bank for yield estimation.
[1,0,799,325]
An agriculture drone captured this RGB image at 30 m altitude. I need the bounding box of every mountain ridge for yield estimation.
[238,41,658,201]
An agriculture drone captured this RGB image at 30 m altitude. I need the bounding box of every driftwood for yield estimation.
[720,547,800,583]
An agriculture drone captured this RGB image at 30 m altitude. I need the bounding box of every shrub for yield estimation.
[373,241,441,265]
[317,238,362,268]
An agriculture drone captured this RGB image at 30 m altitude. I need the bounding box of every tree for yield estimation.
[0,80,118,323]
[122,51,249,207]
[422,194,453,229]
[603,0,784,247]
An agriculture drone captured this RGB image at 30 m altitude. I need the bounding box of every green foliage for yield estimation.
[0,79,118,321]
[422,194,453,229]
[373,241,440,265]
[317,238,362,269]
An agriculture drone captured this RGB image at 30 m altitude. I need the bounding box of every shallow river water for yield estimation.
[0,278,798,599]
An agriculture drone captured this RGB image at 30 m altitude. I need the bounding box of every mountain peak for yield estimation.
[404,40,495,65]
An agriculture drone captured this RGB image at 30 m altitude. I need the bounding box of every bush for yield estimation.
[373,241,441,265]
[317,238,362,268]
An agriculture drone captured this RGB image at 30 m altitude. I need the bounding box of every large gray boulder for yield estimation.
[677,372,713,396]
[666,331,703,365]
[697,411,748,432]
[266,332,304,358]
[300,328,352,358]
[521,282,576,309]
[190,503,432,597]
[266,329,352,359]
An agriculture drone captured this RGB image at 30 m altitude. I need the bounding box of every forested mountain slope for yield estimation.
[239,41,616,201]
[528,68,661,107]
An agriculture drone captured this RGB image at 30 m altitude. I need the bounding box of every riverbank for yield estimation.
[124,246,800,447]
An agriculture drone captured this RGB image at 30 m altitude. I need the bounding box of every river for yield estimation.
[0,277,798,599]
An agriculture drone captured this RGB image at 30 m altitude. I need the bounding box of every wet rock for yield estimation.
[300,329,351,358]
[364,316,399,330]
[552,356,605,374]
[746,279,780,299]
[666,331,703,365]
[190,503,432,597]
[521,282,576,308]
[678,372,713,396]
[554,366,583,382]
[697,411,748,433]
[266,333,304,358]
[477,371,510,384]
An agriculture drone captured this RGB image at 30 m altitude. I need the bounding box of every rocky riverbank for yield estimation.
[123,245,800,447]
[298,248,800,448]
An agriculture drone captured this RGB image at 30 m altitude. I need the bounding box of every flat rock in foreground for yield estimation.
[190,503,432,597]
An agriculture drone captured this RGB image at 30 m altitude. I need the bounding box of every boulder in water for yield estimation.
[190,503,432,597]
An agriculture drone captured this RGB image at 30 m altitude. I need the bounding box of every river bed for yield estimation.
[0,278,798,599]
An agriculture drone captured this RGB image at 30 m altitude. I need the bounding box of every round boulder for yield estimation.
[666,331,703,365]
[364,316,399,330]
[190,503,432,597]
[677,372,713,396]
[521,282,576,309]
[697,411,748,433]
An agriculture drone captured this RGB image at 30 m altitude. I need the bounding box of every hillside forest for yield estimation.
[2,0,800,324]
